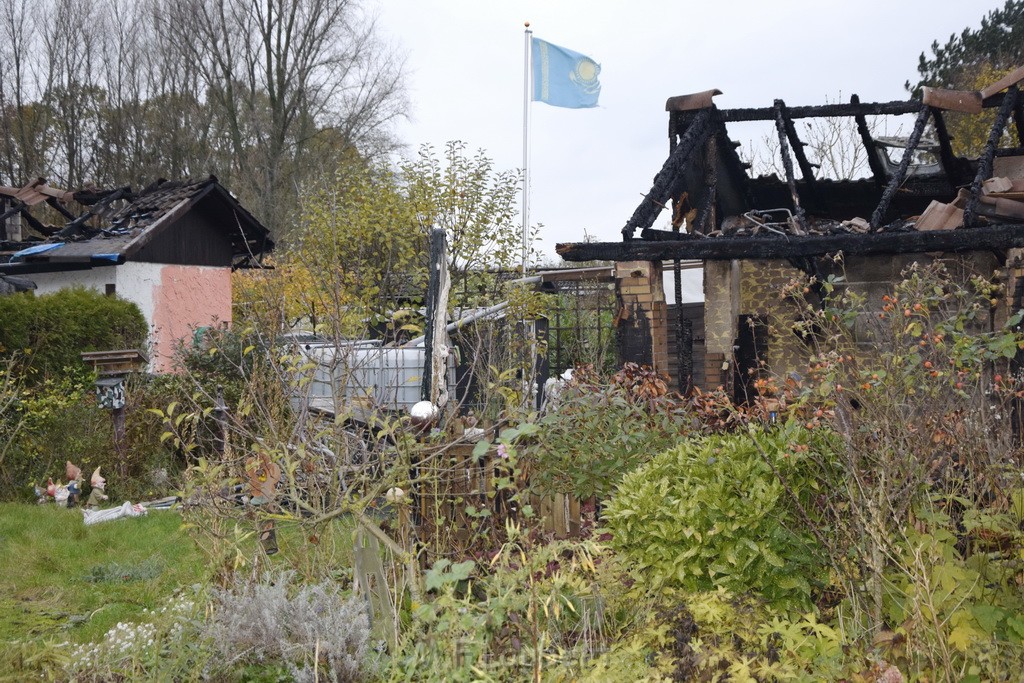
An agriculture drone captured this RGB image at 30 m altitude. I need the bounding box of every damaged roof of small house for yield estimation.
[0,175,274,275]
[557,66,1024,263]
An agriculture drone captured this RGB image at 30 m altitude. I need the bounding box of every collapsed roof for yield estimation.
[557,67,1024,262]
[0,176,274,274]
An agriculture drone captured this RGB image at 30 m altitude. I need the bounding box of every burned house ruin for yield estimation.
[0,176,273,371]
[558,68,1024,401]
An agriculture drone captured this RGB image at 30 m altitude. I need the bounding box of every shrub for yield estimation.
[0,372,179,501]
[777,260,1024,635]
[0,373,113,499]
[595,589,854,682]
[603,422,836,610]
[384,527,635,682]
[528,364,687,501]
[0,287,147,380]
[880,495,1024,680]
[204,571,369,682]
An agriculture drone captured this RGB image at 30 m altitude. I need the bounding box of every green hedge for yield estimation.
[0,287,147,378]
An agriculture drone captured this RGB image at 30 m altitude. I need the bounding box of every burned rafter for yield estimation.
[46,197,76,220]
[773,100,808,234]
[776,99,823,212]
[1013,94,1024,146]
[929,107,968,186]
[0,201,25,224]
[965,86,1020,228]
[869,104,931,229]
[56,186,132,239]
[622,106,713,240]
[716,125,755,211]
[850,94,888,188]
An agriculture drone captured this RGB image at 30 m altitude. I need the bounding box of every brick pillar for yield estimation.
[614,261,668,374]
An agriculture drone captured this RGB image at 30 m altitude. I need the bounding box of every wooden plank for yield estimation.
[539,495,553,533]
[552,493,567,538]
[568,497,581,536]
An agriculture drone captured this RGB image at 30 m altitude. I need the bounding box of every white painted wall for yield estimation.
[115,261,163,332]
[21,261,231,373]
[29,267,116,296]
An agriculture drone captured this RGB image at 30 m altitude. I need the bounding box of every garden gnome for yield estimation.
[53,482,70,507]
[46,477,70,507]
[65,461,83,508]
[86,467,109,508]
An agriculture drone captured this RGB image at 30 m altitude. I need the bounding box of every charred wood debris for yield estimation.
[557,67,1024,263]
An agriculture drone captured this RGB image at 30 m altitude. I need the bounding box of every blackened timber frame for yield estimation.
[557,222,1024,262]
[965,86,1020,227]
[623,107,714,239]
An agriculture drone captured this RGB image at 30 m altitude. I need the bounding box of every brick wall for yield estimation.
[667,303,705,391]
[614,261,669,374]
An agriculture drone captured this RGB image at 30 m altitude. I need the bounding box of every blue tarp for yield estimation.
[11,242,63,260]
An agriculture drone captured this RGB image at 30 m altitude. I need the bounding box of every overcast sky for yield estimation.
[374,0,1005,276]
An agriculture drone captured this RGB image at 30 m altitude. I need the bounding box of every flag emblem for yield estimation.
[532,37,601,109]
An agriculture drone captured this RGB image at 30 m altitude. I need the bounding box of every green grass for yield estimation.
[0,503,206,645]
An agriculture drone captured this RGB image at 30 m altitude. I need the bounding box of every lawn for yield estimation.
[0,503,205,646]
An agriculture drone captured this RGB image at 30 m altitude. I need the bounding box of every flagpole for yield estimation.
[521,21,532,277]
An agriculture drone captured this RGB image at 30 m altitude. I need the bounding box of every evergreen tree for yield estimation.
[909,1,1024,93]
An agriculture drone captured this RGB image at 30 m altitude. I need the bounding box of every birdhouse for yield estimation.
[94,376,126,410]
[80,349,149,376]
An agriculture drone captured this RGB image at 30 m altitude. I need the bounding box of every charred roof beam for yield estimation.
[558,221,1024,261]
[0,202,50,235]
[716,100,921,123]
[46,197,76,220]
[777,99,824,213]
[965,85,1019,228]
[622,107,713,240]
[870,104,931,229]
[1014,93,1024,145]
[57,187,131,239]
[773,100,808,234]
[695,135,718,232]
[850,94,888,189]
[0,200,25,224]
[929,107,965,186]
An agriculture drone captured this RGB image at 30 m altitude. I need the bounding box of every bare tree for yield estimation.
[0,0,45,184]
[742,94,883,182]
[0,0,405,244]
[39,0,104,187]
[158,0,408,236]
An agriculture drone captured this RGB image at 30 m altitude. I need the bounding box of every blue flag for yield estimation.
[531,37,600,109]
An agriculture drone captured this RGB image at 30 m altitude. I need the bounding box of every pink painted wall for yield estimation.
[151,265,232,373]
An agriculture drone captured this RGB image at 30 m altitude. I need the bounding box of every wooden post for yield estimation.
[421,228,451,405]
[213,385,228,455]
[112,405,127,459]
